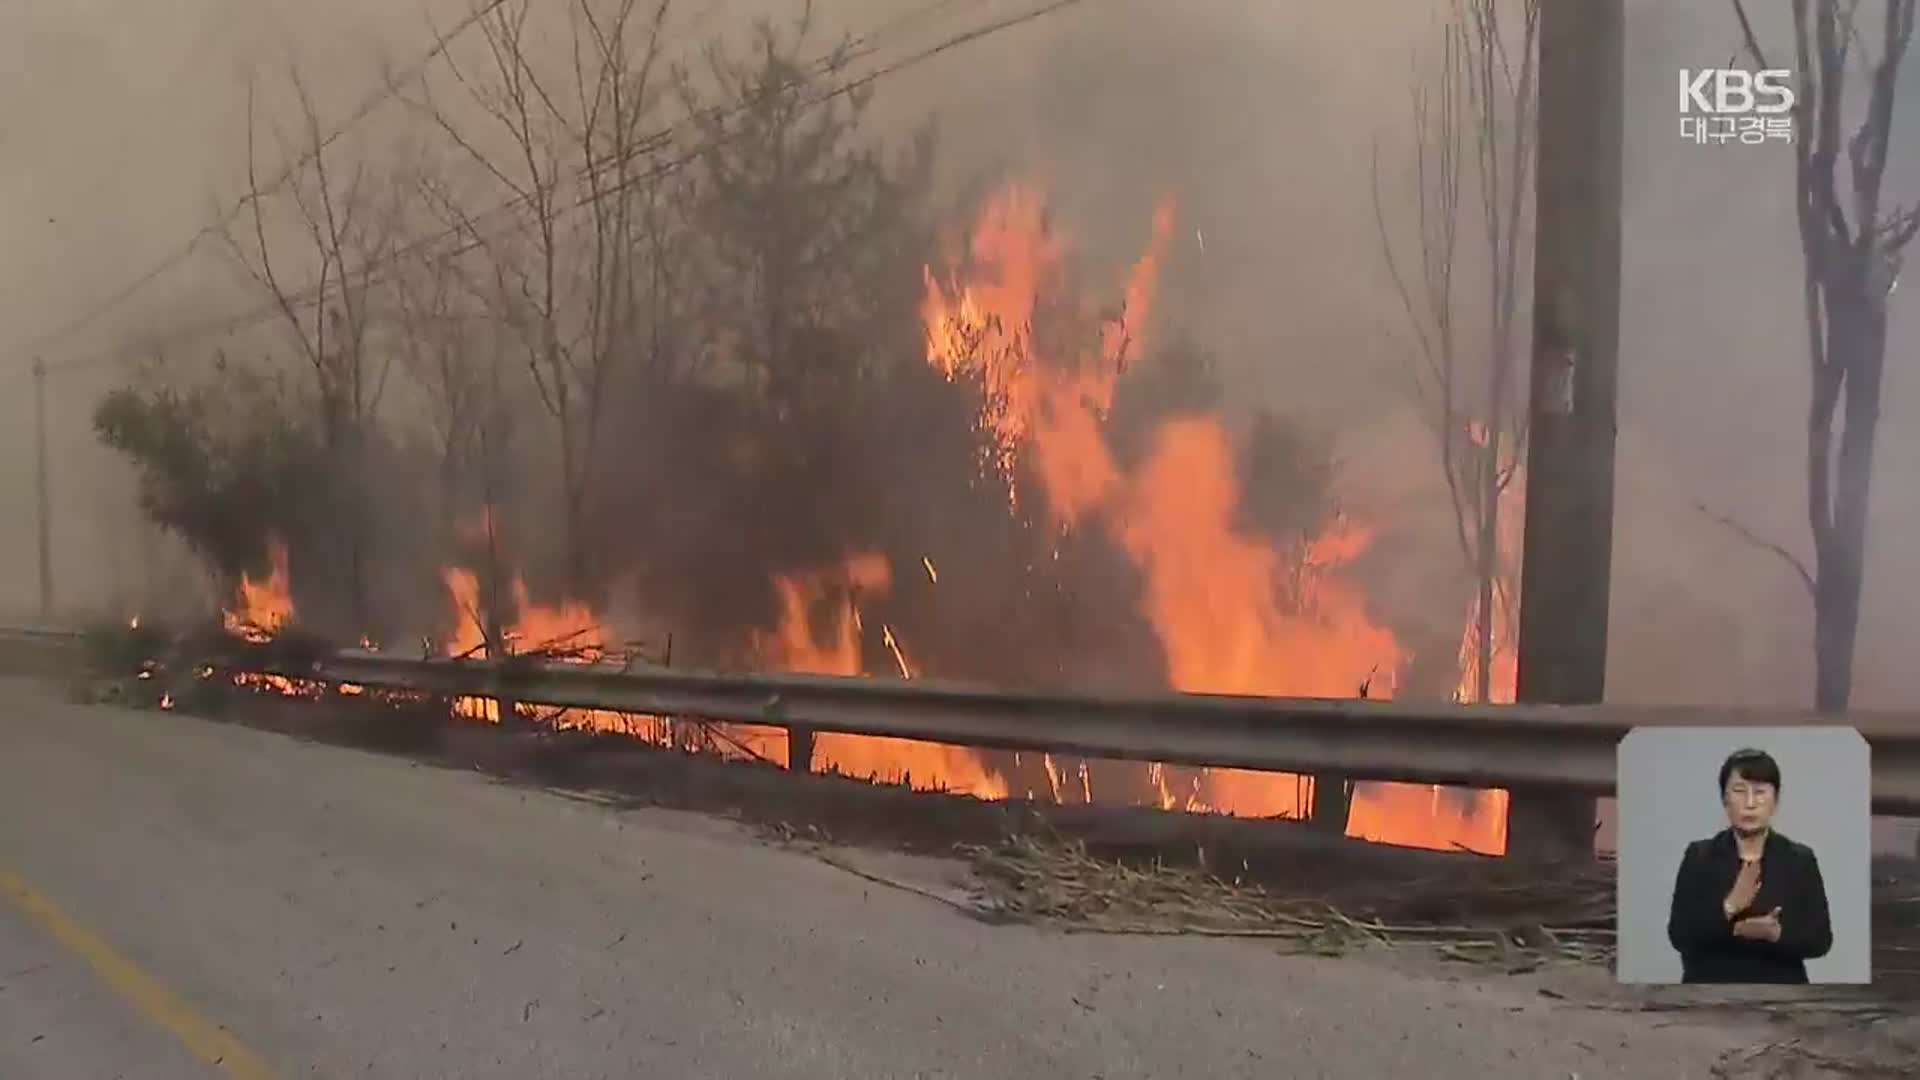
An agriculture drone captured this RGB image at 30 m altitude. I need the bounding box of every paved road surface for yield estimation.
[0,678,1767,1078]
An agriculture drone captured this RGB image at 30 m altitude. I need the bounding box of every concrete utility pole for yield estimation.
[1509,0,1624,862]
[33,358,54,621]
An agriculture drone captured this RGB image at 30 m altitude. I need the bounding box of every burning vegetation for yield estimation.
[91,6,1516,855]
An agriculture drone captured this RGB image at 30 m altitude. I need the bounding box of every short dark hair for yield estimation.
[1719,748,1782,794]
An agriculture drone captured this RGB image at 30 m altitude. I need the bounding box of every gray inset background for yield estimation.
[1615,726,1872,985]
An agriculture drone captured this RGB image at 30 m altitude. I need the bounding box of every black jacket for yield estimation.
[1665,828,1834,984]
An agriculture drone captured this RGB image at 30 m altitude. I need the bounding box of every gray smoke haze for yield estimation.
[4,0,1920,712]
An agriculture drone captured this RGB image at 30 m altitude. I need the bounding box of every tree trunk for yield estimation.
[1474,463,1499,704]
[562,478,593,604]
[327,419,371,639]
[1813,548,1863,711]
[1812,297,1886,712]
[438,436,461,542]
[349,472,369,635]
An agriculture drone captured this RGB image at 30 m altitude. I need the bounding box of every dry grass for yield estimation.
[1710,1035,1920,1079]
[958,832,1616,970]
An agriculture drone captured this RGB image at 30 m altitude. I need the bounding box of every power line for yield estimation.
[22,0,973,379]
[6,0,521,363]
[42,0,1089,380]
[393,0,975,244]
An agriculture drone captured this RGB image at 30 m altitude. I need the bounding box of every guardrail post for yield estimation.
[1309,775,1351,833]
[789,724,815,774]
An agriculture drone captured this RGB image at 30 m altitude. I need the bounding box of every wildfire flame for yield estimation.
[212,539,331,700]
[755,555,1012,799]
[1353,428,1530,856]
[436,561,785,760]
[915,181,1517,851]
[441,567,605,661]
[222,538,294,643]
[922,186,1402,698]
[203,184,1518,858]
[1453,433,1525,708]
[441,565,603,723]
[753,553,892,675]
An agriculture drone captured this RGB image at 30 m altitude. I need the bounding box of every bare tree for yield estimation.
[223,65,406,634]
[413,0,678,599]
[389,244,482,530]
[1725,0,1920,710]
[386,188,527,663]
[1372,0,1539,704]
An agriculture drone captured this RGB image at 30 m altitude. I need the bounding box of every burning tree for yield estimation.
[385,216,525,659]
[910,181,1453,837]
[220,66,408,636]
[1727,0,1918,710]
[410,0,681,601]
[93,362,327,596]
[84,3,1513,855]
[579,8,944,660]
[1371,0,1539,705]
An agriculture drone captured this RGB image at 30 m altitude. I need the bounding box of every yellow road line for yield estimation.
[0,870,277,1080]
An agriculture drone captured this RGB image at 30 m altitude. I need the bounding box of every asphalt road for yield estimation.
[0,677,1771,1079]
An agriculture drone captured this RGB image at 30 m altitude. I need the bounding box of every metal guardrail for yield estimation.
[7,623,1917,815]
[255,649,1920,817]
[0,624,86,642]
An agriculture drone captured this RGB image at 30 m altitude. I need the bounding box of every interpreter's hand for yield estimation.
[1724,857,1763,918]
[1732,907,1783,942]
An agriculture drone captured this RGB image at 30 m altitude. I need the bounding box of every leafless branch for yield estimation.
[1693,501,1817,598]
[1733,0,1774,68]
[1370,0,1537,703]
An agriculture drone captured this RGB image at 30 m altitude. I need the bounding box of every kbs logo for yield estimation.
[1678,69,1795,146]
[1679,69,1795,114]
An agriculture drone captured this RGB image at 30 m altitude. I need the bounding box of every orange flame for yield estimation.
[753,553,892,675]
[1346,780,1505,854]
[440,566,604,661]
[231,672,326,699]
[213,187,1515,856]
[1454,443,1525,707]
[1354,430,1529,857]
[435,559,784,761]
[440,564,605,725]
[917,183,1508,846]
[222,537,294,643]
[757,554,1012,800]
[1113,419,1401,701]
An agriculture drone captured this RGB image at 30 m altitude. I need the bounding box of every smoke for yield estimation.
[6,0,1920,714]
